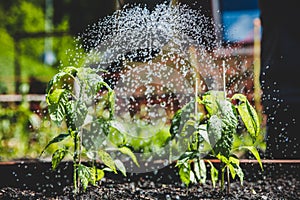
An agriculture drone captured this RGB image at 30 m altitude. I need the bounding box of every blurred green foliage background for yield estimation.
[0,0,116,160]
[0,0,72,160]
[0,0,73,93]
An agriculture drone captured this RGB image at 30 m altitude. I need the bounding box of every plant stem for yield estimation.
[221,164,225,191]
[73,131,79,194]
[227,166,230,194]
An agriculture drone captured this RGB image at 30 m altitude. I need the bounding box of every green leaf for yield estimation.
[170,108,183,137]
[52,148,68,170]
[207,115,222,145]
[98,149,116,173]
[211,100,238,158]
[193,159,206,184]
[73,101,88,128]
[108,124,126,147]
[89,167,105,185]
[228,164,236,179]
[206,160,218,188]
[238,146,263,170]
[40,133,70,156]
[201,90,225,116]
[216,153,229,164]
[198,124,210,145]
[95,168,105,181]
[89,167,96,186]
[227,156,244,184]
[189,130,200,151]
[118,146,140,167]
[46,67,77,96]
[178,163,191,187]
[231,94,260,139]
[114,159,127,177]
[234,164,244,185]
[190,170,197,184]
[218,100,238,130]
[77,164,91,190]
[170,101,194,138]
[229,156,240,166]
[102,167,114,172]
[108,90,115,118]
[47,89,70,125]
[201,92,238,158]
[177,151,199,165]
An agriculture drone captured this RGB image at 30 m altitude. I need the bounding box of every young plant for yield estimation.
[172,90,263,192]
[41,66,138,194]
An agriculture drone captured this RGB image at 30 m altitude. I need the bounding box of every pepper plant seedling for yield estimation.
[172,90,263,193]
[41,66,138,194]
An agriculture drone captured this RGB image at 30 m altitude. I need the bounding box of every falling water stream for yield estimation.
[72,3,235,173]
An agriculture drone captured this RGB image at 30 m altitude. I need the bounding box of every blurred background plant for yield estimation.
[0,0,82,160]
[0,83,70,161]
[0,0,78,93]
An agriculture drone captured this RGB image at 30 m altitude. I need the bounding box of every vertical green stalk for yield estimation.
[73,131,79,194]
[226,165,230,194]
[220,163,225,191]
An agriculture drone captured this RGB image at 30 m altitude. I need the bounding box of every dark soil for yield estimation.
[0,160,299,200]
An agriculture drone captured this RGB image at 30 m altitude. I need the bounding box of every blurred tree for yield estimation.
[0,0,78,93]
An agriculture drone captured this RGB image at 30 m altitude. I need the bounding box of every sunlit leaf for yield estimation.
[234,164,244,185]
[95,168,105,181]
[98,149,116,173]
[193,159,206,184]
[190,170,197,184]
[218,100,238,130]
[216,153,229,164]
[178,163,191,187]
[211,100,238,158]
[231,94,260,139]
[52,148,68,170]
[198,124,210,145]
[47,89,70,125]
[118,146,139,167]
[46,66,77,96]
[177,151,199,165]
[207,115,222,145]
[206,160,218,188]
[201,90,225,116]
[238,146,263,170]
[40,133,70,156]
[170,101,194,138]
[228,156,244,184]
[77,164,91,190]
[89,167,105,185]
[229,156,240,165]
[108,90,115,118]
[62,66,78,76]
[114,159,127,177]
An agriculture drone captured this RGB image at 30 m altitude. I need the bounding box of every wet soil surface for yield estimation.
[0,161,299,199]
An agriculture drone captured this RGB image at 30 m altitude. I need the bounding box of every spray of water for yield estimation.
[67,3,243,173]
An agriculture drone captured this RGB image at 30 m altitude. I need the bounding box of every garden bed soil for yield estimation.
[0,159,299,199]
